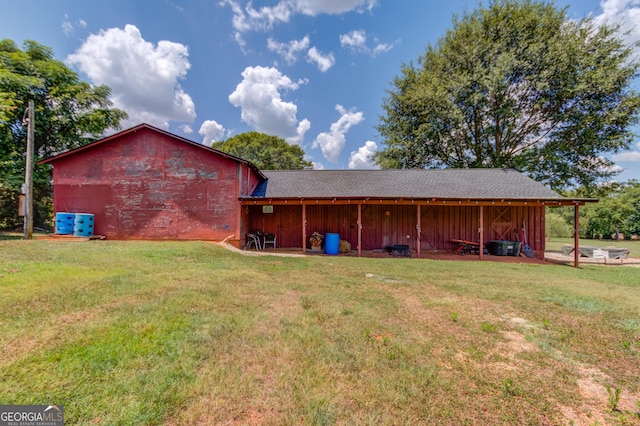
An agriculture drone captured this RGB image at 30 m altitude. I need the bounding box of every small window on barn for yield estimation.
[263,205,274,214]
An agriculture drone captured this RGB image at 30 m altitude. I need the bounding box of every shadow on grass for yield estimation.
[0,230,53,241]
[0,232,23,241]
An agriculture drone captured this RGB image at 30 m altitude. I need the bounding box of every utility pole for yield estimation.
[23,100,34,240]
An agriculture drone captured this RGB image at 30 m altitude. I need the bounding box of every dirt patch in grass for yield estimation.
[494,330,537,366]
[266,289,305,322]
[388,287,640,425]
[502,317,640,425]
[559,363,640,424]
[388,291,442,338]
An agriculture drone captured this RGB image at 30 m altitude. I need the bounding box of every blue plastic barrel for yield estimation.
[73,213,95,237]
[55,212,75,235]
[324,233,340,255]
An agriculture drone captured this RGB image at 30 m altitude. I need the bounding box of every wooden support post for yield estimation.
[479,205,484,260]
[236,202,243,245]
[235,165,242,242]
[302,204,307,252]
[574,204,580,268]
[416,204,421,257]
[357,203,362,257]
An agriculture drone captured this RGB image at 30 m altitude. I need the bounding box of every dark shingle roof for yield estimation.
[250,169,565,200]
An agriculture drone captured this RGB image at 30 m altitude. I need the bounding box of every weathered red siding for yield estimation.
[246,205,303,247]
[247,203,546,252]
[50,127,256,240]
[421,205,545,252]
[43,125,556,254]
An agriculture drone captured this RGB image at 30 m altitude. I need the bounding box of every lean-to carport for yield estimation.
[239,169,595,267]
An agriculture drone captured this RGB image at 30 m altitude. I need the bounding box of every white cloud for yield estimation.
[199,120,226,146]
[593,0,640,56]
[340,29,367,51]
[609,163,625,174]
[293,120,312,145]
[228,65,310,144]
[222,0,377,36]
[340,29,394,56]
[267,35,310,65]
[234,32,248,54]
[302,154,325,170]
[268,36,335,71]
[180,124,193,134]
[348,141,379,169]
[312,104,364,162]
[222,0,292,32]
[67,24,195,130]
[611,141,640,162]
[62,15,86,36]
[372,42,393,56]
[169,2,185,12]
[612,150,640,162]
[294,0,377,16]
[306,47,335,72]
[62,21,74,36]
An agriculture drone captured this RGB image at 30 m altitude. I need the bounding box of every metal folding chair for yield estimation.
[245,233,262,250]
[263,233,276,249]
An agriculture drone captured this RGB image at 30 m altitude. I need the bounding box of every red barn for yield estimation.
[39,123,264,240]
[40,123,595,265]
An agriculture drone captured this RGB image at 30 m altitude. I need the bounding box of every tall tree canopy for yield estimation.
[0,39,127,228]
[375,0,640,190]
[212,131,313,170]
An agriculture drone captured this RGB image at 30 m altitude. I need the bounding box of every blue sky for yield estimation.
[2,0,639,181]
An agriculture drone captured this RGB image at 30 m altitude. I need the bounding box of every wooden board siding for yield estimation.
[239,162,262,198]
[248,203,546,252]
[246,205,302,248]
[304,205,359,246]
[361,205,416,250]
[420,205,545,253]
[50,127,249,240]
[247,204,345,248]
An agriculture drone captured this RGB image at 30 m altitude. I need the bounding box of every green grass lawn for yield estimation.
[1,240,639,425]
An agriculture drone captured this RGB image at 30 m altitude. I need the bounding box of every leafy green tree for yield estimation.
[584,180,640,239]
[1,39,127,229]
[212,131,313,170]
[376,0,640,190]
[545,210,573,238]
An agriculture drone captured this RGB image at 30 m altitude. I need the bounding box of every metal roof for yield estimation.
[250,169,572,201]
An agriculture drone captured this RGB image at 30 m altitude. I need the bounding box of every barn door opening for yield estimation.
[278,205,302,248]
[489,206,515,241]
